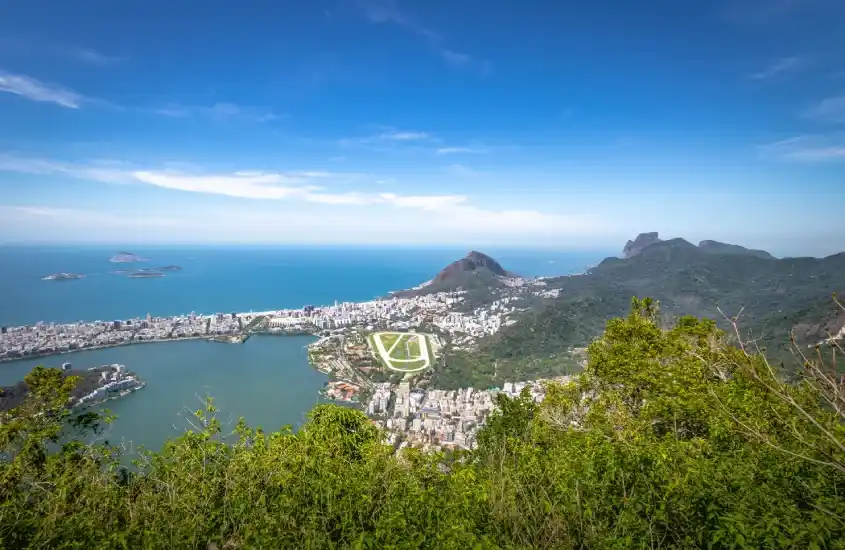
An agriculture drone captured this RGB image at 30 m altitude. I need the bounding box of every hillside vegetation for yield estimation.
[431,238,845,389]
[2,298,845,549]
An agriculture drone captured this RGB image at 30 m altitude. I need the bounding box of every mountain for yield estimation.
[623,232,662,258]
[434,250,510,282]
[392,251,515,299]
[698,240,775,260]
[623,232,776,261]
[431,235,845,389]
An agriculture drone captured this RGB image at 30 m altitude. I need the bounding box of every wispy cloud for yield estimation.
[804,95,845,124]
[750,56,807,80]
[758,135,845,162]
[439,49,472,66]
[0,154,471,208]
[0,154,598,241]
[354,0,486,71]
[379,129,430,141]
[154,102,284,123]
[340,127,435,148]
[436,147,486,155]
[0,206,177,227]
[0,36,125,66]
[446,163,482,176]
[62,46,125,67]
[0,70,88,108]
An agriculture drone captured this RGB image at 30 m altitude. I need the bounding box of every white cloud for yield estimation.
[750,56,807,80]
[379,130,430,141]
[436,147,486,155]
[154,102,283,123]
[339,127,434,148]
[0,206,179,228]
[132,170,309,200]
[440,49,472,66]
[0,201,604,246]
[0,36,124,66]
[355,0,483,71]
[0,71,87,108]
[758,135,845,161]
[0,154,602,244]
[446,163,482,176]
[804,95,845,124]
[377,192,467,210]
[63,46,125,66]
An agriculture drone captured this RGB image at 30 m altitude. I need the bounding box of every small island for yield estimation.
[156,265,182,272]
[42,273,85,281]
[110,251,148,263]
[127,270,164,278]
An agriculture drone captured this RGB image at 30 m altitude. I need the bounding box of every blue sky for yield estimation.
[0,0,843,255]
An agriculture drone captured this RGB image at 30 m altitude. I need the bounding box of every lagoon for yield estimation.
[0,335,327,453]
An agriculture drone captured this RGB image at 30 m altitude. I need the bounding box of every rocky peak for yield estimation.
[623,232,662,259]
[434,251,509,282]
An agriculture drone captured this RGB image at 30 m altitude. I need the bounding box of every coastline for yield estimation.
[0,335,229,365]
[0,330,321,365]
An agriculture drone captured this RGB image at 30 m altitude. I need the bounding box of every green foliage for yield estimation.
[437,241,845,387]
[3,300,845,548]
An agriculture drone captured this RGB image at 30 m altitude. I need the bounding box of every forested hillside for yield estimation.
[431,238,845,389]
[3,300,845,549]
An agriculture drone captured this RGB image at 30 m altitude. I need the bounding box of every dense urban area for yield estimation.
[0,279,570,449]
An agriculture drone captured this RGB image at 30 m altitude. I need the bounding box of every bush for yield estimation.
[2,298,845,549]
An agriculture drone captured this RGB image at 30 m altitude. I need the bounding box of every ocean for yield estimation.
[0,245,606,453]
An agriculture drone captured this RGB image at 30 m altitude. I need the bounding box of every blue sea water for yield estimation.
[0,245,607,453]
[0,246,607,326]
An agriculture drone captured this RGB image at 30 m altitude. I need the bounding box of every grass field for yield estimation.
[379,333,400,353]
[370,331,432,373]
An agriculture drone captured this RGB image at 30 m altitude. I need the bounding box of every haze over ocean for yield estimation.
[0,246,608,326]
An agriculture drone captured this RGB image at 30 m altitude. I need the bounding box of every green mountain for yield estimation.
[392,250,516,302]
[698,239,775,260]
[431,236,845,389]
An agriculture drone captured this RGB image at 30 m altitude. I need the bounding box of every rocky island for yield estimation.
[109,251,148,263]
[42,272,85,281]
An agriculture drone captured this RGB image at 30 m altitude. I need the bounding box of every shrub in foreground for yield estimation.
[2,298,844,549]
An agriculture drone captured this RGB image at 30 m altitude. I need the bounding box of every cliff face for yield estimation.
[622,233,776,261]
[623,232,662,259]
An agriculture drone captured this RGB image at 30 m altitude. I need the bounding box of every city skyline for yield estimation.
[1,0,844,255]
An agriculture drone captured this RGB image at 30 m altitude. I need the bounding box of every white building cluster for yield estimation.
[367,379,557,452]
[76,364,146,406]
[0,311,259,361]
[267,293,466,333]
[2,277,545,362]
